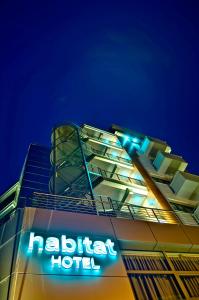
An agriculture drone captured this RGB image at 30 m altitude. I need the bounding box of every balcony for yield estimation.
[82,125,122,150]
[86,145,132,165]
[82,124,122,148]
[25,192,192,226]
[170,171,199,200]
[138,154,173,182]
[88,164,145,187]
[139,136,171,159]
[174,210,198,226]
[153,151,187,176]
[155,181,199,208]
[86,164,147,203]
[88,134,122,148]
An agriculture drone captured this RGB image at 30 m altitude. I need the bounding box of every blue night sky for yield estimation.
[0,0,199,193]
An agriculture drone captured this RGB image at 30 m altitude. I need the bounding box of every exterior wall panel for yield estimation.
[10,274,134,300]
[111,218,157,250]
[181,225,199,252]
[148,222,192,252]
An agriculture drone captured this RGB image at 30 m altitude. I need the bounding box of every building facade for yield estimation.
[1,123,199,300]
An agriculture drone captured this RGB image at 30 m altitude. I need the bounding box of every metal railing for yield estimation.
[89,146,132,165]
[25,192,186,225]
[174,210,198,226]
[87,133,122,148]
[51,139,132,168]
[88,164,145,186]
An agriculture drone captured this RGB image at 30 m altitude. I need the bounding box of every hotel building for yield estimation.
[1,123,199,299]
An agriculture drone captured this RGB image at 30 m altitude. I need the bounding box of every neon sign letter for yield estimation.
[27,232,117,271]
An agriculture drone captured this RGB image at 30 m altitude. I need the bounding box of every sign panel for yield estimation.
[27,232,118,272]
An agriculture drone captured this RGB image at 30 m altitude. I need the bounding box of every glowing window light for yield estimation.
[132,195,143,206]
[123,135,131,143]
[111,151,118,157]
[119,169,128,176]
[133,172,143,181]
[129,144,135,152]
[148,199,156,206]
[103,138,109,144]
[132,137,140,144]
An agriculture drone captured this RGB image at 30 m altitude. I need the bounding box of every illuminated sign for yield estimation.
[27,232,117,271]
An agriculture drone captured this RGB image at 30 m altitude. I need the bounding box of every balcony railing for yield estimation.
[88,164,145,186]
[24,192,190,225]
[88,146,132,165]
[87,133,122,148]
[174,210,198,226]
